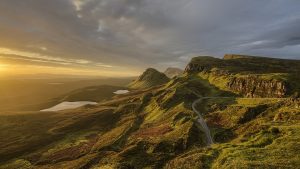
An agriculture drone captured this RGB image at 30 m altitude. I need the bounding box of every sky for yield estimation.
[0,0,300,77]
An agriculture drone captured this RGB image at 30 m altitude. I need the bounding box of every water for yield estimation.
[41,101,98,112]
[113,90,129,94]
[192,99,214,146]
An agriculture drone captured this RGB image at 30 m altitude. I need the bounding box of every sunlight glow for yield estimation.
[0,63,138,77]
[0,63,8,72]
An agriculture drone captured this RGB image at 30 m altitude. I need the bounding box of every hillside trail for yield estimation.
[192,97,287,146]
[192,97,225,146]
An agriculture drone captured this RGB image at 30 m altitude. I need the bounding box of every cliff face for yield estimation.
[228,76,288,98]
[184,56,224,73]
[184,55,300,98]
[185,63,208,73]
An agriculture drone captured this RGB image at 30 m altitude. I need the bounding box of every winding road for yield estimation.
[192,97,230,146]
[192,97,287,146]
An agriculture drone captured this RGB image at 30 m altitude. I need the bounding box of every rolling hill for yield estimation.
[128,68,170,89]
[0,54,299,169]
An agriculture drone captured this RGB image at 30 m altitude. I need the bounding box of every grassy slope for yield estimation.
[128,68,170,89]
[166,97,300,169]
[0,70,299,168]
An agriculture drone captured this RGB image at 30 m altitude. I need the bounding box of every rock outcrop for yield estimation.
[228,76,288,98]
[184,54,300,98]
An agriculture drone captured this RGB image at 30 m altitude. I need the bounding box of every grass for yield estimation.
[190,55,300,74]
[186,56,300,98]
[1,63,300,168]
[162,97,300,169]
[128,68,169,89]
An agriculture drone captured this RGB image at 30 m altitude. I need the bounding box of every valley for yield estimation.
[0,77,134,112]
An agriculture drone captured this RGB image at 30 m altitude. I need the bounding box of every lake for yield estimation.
[113,90,129,94]
[41,101,98,112]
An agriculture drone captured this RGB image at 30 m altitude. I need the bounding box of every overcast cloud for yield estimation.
[0,0,299,73]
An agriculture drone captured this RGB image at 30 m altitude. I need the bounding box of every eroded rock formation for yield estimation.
[228,76,288,98]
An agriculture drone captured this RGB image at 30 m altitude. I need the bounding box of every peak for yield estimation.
[128,68,169,89]
[139,68,167,81]
[144,68,159,73]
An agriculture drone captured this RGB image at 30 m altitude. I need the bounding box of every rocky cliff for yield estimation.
[228,76,288,98]
[184,54,300,98]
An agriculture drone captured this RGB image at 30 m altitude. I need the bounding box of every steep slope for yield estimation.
[129,68,170,89]
[164,67,184,78]
[185,54,300,97]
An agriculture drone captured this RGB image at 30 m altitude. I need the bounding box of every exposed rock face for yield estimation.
[185,63,208,73]
[228,76,288,97]
[128,68,170,89]
[184,56,223,73]
[164,67,184,78]
[183,55,300,98]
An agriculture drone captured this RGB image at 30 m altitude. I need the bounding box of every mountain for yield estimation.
[164,67,184,78]
[185,54,300,98]
[128,68,170,89]
[1,55,300,169]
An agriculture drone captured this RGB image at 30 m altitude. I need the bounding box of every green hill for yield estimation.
[128,68,170,89]
[1,55,300,169]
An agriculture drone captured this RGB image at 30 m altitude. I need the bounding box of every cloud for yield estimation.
[0,48,92,65]
[0,0,299,74]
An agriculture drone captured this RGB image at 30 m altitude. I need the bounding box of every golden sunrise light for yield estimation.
[0,63,8,72]
[0,47,141,77]
[0,63,138,77]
